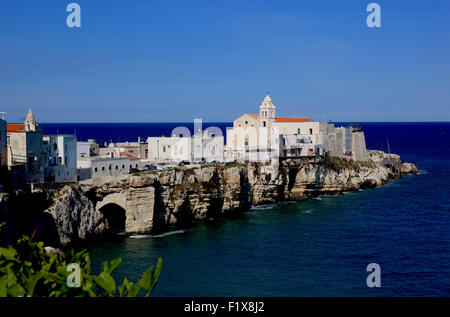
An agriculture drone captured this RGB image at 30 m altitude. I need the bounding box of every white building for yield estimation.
[43,134,77,183]
[6,110,45,183]
[226,94,331,161]
[226,94,368,162]
[148,123,224,163]
[77,156,141,181]
[99,139,148,160]
[77,140,100,158]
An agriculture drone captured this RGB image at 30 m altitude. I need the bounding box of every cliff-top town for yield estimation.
[2,94,368,187]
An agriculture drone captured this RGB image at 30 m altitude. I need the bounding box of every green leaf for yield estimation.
[118,278,132,297]
[93,272,116,296]
[138,257,163,297]
[7,284,26,297]
[0,247,17,260]
[0,275,7,297]
[106,258,122,275]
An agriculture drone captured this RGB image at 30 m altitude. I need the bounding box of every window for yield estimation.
[263,121,266,127]
[115,165,118,170]
[54,143,57,151]
[130,165,132,169]
[102,167,105,171]
[297,129,301,134]
[135,164,138,168]
[122,164,125,169]
[309,128,313,135]
[163,146,166,152]
[58,157,62,164]
[95,168,98,172]
[109,165,111,171]
[7,136,10,145]
[245,121,248,125]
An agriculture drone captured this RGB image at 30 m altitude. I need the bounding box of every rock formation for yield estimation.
[0,150,419,247]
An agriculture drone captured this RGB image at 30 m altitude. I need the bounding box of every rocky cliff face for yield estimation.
[1,150,418,247]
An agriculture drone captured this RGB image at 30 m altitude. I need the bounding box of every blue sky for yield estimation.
[1,0,449,122]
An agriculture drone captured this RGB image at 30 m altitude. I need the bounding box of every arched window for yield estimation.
[244,135,249,147]
[263,121,266,127]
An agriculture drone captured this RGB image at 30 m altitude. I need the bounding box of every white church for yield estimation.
[225,94,368,162]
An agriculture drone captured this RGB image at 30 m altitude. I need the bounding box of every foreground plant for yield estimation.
[0,236,162,297]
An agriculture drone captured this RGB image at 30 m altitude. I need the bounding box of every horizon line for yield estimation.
[32,120,450,124]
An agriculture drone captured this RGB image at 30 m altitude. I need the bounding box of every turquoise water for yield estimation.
[81,123,450,296]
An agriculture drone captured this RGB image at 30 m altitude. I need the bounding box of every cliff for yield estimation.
[0,150,419,247]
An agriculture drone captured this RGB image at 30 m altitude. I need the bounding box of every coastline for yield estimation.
[0,149,418,248]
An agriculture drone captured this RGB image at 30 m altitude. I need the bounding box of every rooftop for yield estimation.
[274,117,311,123]
[120,152,138,159]
[7,124,25,133]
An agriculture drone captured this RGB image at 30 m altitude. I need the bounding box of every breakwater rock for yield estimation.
[0,150,418,247]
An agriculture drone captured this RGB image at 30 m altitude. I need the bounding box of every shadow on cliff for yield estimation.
[0,191,60,248]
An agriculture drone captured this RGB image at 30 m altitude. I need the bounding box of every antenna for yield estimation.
[0,112,6,120]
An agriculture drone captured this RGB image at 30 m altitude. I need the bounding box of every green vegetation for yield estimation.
[0,235,162,297]
[323,152,352,171]
[224,161,246,168]
[323,152,375,172]
[265,173,272,183]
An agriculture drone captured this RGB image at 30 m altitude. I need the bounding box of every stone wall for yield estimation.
[352,131,368,162]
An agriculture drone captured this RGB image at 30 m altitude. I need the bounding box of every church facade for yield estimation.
[225,94,368,162]
[225,94,333,161]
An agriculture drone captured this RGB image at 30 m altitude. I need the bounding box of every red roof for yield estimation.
[7,124,24,132]
[243,114,310,123]
[274,117,311,123]
[120,152,138,159]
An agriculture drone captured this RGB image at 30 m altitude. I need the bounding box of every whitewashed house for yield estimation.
[43,134,78,183]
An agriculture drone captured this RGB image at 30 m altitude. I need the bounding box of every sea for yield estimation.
[41,122,450,296]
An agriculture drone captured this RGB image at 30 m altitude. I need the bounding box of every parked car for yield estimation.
[178,160,191,167]
[145,164,157,170]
